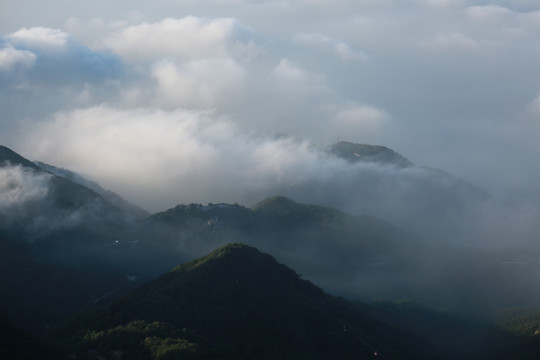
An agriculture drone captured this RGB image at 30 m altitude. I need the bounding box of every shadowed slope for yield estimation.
[59,243,435,360]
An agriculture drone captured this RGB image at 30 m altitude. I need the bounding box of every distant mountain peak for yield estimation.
[0,145,42,171]
[329,141,413,167]
[171,242,270,273]
[253,195,300,210]
[252,195,348,228]
[34,160,149,219]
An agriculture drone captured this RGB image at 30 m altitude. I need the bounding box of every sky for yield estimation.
[1,0,540,220]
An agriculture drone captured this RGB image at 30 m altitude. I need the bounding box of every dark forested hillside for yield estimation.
[328,141,414,167]
[55,244,436,360]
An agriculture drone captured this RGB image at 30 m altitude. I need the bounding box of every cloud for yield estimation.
[13,101,540,248]
[419,0,463,8]
[421,32,483,52]
[0,165,51,211]
[151,58,247,108]
[0,27,124,85]
[5,27,69,49]
[332,103,386,126]
[0,162,128,238]
[330,103,388,139]
[0,26,126,126]
[0,165,54,231]
[0,2,539,249]
[3,104,488,243]
[293,33,368,61]
[21,106,321,211]
[104,16,259,63]
[0,44,36,71]
[465,5,514,20]
[272,58,311,83]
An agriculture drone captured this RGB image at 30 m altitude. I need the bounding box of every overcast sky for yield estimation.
[1,0,540,214]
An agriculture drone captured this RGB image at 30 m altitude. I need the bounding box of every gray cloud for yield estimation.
[0,2,539,248]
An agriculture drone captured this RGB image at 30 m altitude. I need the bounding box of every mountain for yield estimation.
[144,196,540,317]
[0,145,125,240]
[0,145,43,170]
[34,161,149,219]
[328,141,487,209]
[0,146,171,334]
[56,243,435,360]
[144,196,414,293]
[253,195,350,227]
[3,144,540,340]
[329,141,414,167]
[0,144,145,270]
[273,141,490,245]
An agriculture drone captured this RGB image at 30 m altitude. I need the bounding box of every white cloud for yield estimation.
[151,58,247,108]
[308,102,391,144]
[22,106,319,211]
[271,58,327,90]
[104,16,259,63]
[294,33,368,61]
[421,0,462,7]
[272,58,309,83]
[17,102,540,246]
[6,27,69,49]
[332,103,387,131]
[465,5,514,20]
[0,165,51,211]
[265,58,331,131]
[0,44,36,70]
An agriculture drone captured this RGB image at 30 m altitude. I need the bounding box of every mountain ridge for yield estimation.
[0,145,43,171]
[57,243,434,360]
[329,141,414,167]
[34,161,149,219]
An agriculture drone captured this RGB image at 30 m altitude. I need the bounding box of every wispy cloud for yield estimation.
[0,165,50,211]
[0,43,36,71]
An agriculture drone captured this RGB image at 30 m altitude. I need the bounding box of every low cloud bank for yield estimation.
[1,7,540,248]
[17,105,540,248]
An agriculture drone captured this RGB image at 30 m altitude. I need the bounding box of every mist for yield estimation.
[12,105,540,248]
[0,165,51,223]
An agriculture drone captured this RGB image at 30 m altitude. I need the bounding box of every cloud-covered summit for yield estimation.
[1,1,540,246]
